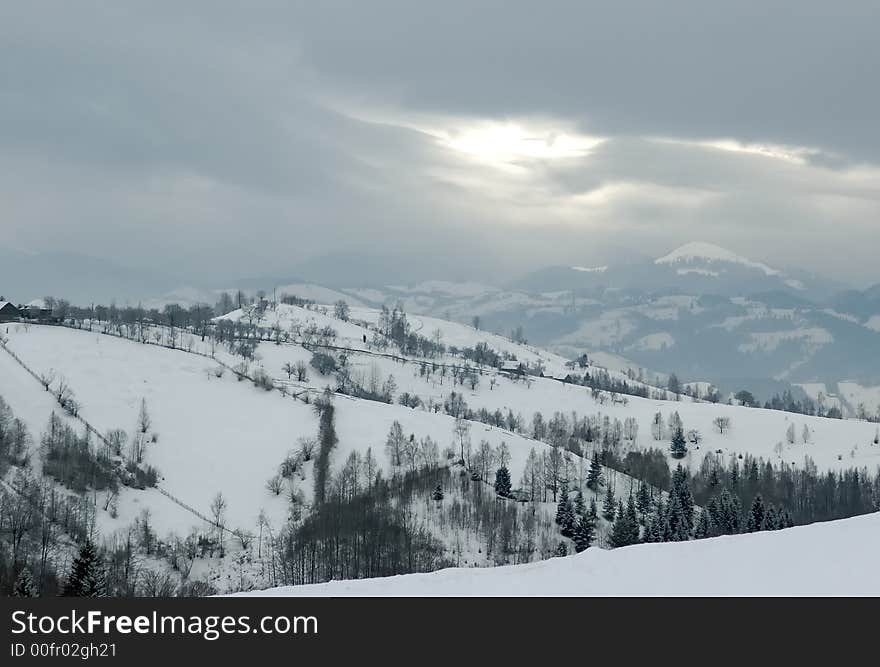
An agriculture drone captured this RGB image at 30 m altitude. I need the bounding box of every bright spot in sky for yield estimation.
[439,122,603,166]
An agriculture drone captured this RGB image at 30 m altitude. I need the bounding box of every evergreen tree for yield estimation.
[609,507,629,548]
[781,509,794,528]
[646,506,665,543]
[573,512,595,552]
[708,467,720,488]
[729,460,740,488]
[693,508,711,539]
[574,489,586,517]
[728,491,744,534]
[670,464,694,531]
[588,498,599,523]
[63,540,106,597]
[625,495,640,544]
[555,484,570,525]
[642,513,658,543]
[713,488,743,535]
[587,452,603,490]
[655,498,672,542]
[610,498,640,548]
[554,542,568,557]
[636,483,651,519]
[763,505,779,531]
[747,494,766,532]
[602,486,616,521]
[494,465,512,497]
[556,484,576,537]
[670,427,688,458]
[563,510,576,538]
[431,484,444,502]
[13,568,36,598]
[666,495,691,542]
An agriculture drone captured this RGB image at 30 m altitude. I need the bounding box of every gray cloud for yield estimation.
[0,1,878,297]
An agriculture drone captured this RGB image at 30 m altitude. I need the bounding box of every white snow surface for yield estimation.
[655,242,780,276]
[236,511,880,596]
[675,267,719,278]
[571,265,608,273]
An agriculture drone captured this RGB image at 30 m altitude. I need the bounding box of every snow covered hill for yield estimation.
[655,241,782,277]
[0,321,639,554]
[1,301,877,595]
[214,303,880,474]
[236,511,880,596]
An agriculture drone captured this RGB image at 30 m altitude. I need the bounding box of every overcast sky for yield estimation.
[2,1,879,289]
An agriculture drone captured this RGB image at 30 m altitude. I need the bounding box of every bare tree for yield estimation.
[713,416,731,434]
[334,300,350,321]
[39,369,56,391]
[297,436,316,461]
[210,492,228,557]
[266,474,284,495]
[453,416,471,465]
[385,420,406,469]
[543,445,564,502]
[137,398,151,435]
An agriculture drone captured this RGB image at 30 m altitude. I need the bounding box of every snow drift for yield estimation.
[237,511,880,596]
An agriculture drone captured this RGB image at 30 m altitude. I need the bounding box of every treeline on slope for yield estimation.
[450,397,880,550]
[559,369,673,402]
[578,451,880,551]
[39,291,314,333]
[731,388,844,420]
[277,465,449,586]
[273,399,565,587]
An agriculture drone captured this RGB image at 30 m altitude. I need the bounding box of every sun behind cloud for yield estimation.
[438,121,604,167]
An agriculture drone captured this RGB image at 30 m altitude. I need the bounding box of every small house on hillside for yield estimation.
[0,301,22,322]
[500,360,526,377]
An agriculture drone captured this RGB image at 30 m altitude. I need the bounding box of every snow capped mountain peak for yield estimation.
[655,242,780,276]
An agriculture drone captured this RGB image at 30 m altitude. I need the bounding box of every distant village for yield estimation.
[0,297,56,323]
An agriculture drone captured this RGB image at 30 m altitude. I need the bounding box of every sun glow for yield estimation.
[438,122,604,166]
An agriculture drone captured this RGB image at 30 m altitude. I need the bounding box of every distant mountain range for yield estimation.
[309,243,880,412]
[510,241,849,301]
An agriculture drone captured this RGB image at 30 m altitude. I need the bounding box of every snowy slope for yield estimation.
[1,325,306,533]
[4,310,877,551]
[0,333,189,537]
[0,323,618,540]
[221,302,667,395]
[4,310,879,594]
[655,241,780,276]
[216,304,880,474]
[236,511,880,596]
